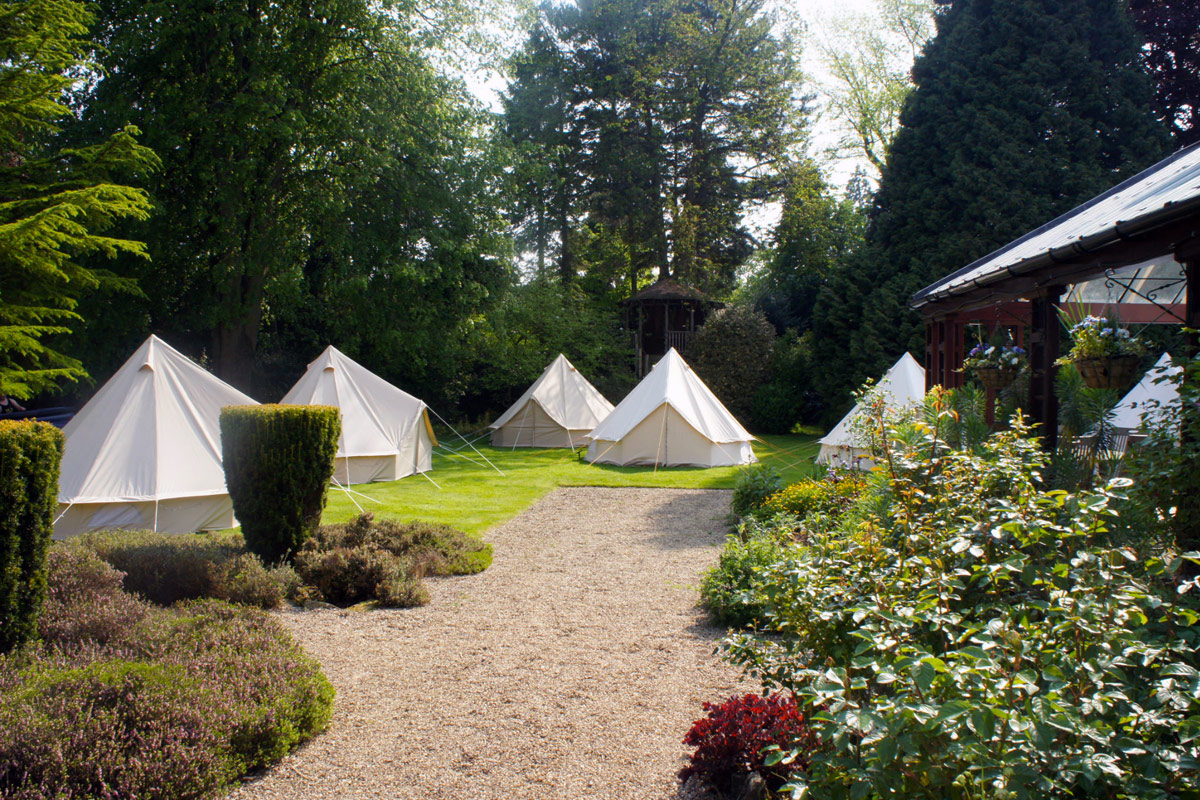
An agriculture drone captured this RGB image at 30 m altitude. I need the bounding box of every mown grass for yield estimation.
[322,434,819,534]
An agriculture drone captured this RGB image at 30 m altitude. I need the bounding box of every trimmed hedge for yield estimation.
[220,404,340,563]
[0,420,63,653]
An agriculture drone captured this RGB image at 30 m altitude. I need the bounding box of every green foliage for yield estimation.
[0,0,156,398]
[452,277,633,417]
[701,516,796,628]
[688,305,776,424]
[723,402,1200,799]
[504,0,805,296]
[761,475,866,520]
[751,163,867,334]
[816,0,937,175]
[75,0,510,393]
[0,420,63,653]
[1127,351,1200,556]
[730,464,784,520]
[1131,0,1200,147]
[811,0,1171,413]
[220,405,340,564]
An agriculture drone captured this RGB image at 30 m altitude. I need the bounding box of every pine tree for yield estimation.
[812,0,1171,414]
[0,0,155,399]
[1130,0,1200,146]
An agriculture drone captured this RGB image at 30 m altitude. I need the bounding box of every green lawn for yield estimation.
[322,433,819,534]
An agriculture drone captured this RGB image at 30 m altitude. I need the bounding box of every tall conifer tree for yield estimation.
[0,0,154,399]
[812,0,1170,414]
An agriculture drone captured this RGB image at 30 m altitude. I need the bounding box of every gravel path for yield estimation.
[229,487,744,800]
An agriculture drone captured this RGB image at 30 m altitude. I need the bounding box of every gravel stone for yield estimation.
[228,487,744,800]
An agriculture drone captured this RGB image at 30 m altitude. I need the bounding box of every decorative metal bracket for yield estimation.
[1101,264,1187,323]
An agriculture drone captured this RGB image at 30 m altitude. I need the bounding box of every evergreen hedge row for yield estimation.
[0,420,64,653]
[220,405,340,564]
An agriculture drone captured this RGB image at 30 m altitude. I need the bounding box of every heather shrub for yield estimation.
[75,529,245,605]
[36,548,148,650]
[680,693,819,795]
[0,420,63,653]
[220,404,341,563]
[293,545,428,608]
[730,464,782,519]
[0,551,336,799]
[0,660,229,799]
[207,554,295,608]
[75,530,291,609]
[311,513,493,575]
[700,517,795,628]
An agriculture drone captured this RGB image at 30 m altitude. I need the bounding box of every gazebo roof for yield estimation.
[621,277,716,305]
[911,142,1200,313]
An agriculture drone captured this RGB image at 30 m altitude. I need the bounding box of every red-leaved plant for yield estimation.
[679,693,819,793]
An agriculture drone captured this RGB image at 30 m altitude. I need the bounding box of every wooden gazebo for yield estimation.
[910,143,1200,450]
[621,277,722,377]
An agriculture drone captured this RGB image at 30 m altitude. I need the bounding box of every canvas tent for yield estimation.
[1112,352,1180,431]
[490,354,614,448]
[585,348,756,467]
[55,335,257,538]
[281,346,436,484]
[816,352,926,468]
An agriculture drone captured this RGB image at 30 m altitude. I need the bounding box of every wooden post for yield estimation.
[1028,287,1064,451]
[925,320,936,391]
[1185,252,1200,354]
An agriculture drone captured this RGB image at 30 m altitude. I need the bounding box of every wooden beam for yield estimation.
[1028,287,1064,451]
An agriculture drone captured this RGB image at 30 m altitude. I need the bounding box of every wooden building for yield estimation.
[622,278,722,377]
[910,143,1200,449]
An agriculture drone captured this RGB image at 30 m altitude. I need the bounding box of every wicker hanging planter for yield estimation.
[974,367,1019,391]
[1074,355,1140,390]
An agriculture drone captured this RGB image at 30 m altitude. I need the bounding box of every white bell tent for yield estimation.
[55,335,257,538]
[585,348,756,467]
[816,352,926,468]
[1112,352,1180,431]
[490,354,614,448]
[280,346,436,485]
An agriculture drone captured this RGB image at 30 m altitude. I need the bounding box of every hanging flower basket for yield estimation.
[975,366,1019,391]
[1074,355,1140,390]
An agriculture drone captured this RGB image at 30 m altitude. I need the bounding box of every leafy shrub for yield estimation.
[0,420,63,653]
[294,545,428,608]
[75,530,291,609]
[220,404,341,563]
[311,513,493,575]
[723,402,1200,799]
[730,464,783,519]
[760,474,866,519]
[687,304,776,423]
[679,693,819,794]
[0,549,336,800]
[1127,352,1200,559]
[701,517,794,628]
